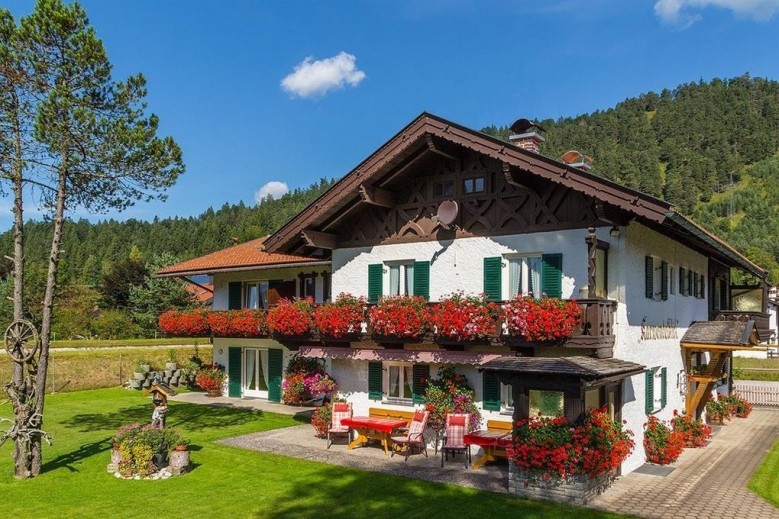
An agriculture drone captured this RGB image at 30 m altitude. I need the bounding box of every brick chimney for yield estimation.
[509,131,545,154]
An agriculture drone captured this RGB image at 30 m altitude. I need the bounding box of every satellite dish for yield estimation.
[561,150,593,165]
[436,200,459,227]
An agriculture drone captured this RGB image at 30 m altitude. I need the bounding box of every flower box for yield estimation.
[267,298,314,336]
[368,295,429,340]
[501,296,582,342]
[312,293,366,339]
[428,292,498,343]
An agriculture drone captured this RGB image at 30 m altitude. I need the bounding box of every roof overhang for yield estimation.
[680,320,761,351]
[297,346,511,365]
[156,260,331,278]
[479,356,646,382]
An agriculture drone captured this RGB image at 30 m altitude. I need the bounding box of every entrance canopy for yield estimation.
[480,356,645,387]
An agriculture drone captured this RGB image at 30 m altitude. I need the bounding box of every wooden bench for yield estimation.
[486,419,512,459]
[368,407,415,423]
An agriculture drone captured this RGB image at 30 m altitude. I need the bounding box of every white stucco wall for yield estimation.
[332,228,618,301]
[613,222,710,473]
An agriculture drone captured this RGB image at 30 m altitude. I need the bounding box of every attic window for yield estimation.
[433,180,454,198]
[463,176,485,194]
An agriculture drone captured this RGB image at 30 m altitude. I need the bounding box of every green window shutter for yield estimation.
[228,282,242,309]
[482,373,501,411]
[368,361,383,401]
[368,264,383,303]
[679,267,687,296]
[687,269,694,297]
[541,253,563,299]
[660,367,667,408]
[228,347,242,397]
[693,272,699,298]
[645,256,654,299]
[645,369,654,414]
[700,273,706,299]
[267,349,283,402]
[660,261,668,301]
[483,257,502,301]
[413,261,430,301]
[412,364,430,404]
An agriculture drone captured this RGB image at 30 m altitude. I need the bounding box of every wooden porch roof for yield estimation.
[680,320,760,350]
[479,356,645,380]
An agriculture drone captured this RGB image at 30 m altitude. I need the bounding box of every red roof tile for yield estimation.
[157,237,324,277]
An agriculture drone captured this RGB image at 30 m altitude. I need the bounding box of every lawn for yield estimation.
[749,437,779,507]
[50,337,211,349]
[733,357,779,382]
[0,389,626,519]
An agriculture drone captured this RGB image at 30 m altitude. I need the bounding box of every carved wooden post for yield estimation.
[585,227,597,297]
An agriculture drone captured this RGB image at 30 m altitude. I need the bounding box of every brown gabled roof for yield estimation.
[261,112,766,279]
[156,237,326,277]
[681,320,760,349]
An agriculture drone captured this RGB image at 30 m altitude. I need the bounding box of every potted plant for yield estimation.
[428,292,498,344]
[705,397,730,425]
[501,296,582,342]
[368,295,429,341]
[196,363,226,396]
[721,393,753,418]
[671,410,712,447]
[643,415,685,464]
[312,293,366,340]
[174,438,190,451]
[267,298,314,337]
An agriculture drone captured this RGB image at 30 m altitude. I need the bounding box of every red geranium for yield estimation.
[207,309,266,337]
[643,415,685,464]
[267,298,314,336]
[428,292,498,342]
[671,409,712,448]
[158,309,210,337]
[501,296,582,342]
[313,293,366,338]
[368,295,429,339]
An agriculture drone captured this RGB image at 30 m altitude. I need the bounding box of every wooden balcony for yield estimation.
[193,297,617,358]
[712,311,774,343]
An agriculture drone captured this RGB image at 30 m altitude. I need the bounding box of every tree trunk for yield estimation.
[30,159,67,476]
[9,91,31,478]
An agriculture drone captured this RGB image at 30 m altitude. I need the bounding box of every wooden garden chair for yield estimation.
[327,402,352,449]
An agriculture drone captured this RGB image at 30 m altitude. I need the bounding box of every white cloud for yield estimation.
[655,0,779,27]
[280,52,366,98]
[255,181,289,204]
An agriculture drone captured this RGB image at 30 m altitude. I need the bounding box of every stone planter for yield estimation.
[164,370,174,378]
[139,364,151,374]
[168,449,190,476]
[128,380,141,389]
[508,464,616,505]
[165,362,178,371]
[134,372,146,381]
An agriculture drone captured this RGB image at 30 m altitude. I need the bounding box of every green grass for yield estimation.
[733,357,779,382]
[51,337,211,349]
[0,389,625,519]
[749,438,779,506]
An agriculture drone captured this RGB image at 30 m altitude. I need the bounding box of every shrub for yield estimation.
[671,410,712,447]
[267,298,314,336]
[112,423,187,477]
[369,295,429,339]
[423,365,481,433]
[312,293,366,338]
[644,415,685,465]
[310,402,332,438]
[92,309,138,339]
[428,292,498,342]
[501,296,582,342]
[282,373,309,405]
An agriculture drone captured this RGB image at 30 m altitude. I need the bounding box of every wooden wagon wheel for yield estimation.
[4,320,39,363]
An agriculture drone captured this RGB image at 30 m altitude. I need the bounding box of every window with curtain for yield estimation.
[244,348,269,392]
[245,281,269,309]
[507,255,542,298]
[385,362,413,400]
[388,262,414,296]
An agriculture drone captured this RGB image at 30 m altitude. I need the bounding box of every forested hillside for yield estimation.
[3,75,779,339]
[0,178,335,286]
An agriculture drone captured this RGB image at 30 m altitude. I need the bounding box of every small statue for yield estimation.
[149,385,173,428]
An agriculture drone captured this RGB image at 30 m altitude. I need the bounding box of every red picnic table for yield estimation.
[341,416,409,456]
[464,430,512,470]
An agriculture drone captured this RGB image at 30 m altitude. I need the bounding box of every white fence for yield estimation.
[733,381,779,407]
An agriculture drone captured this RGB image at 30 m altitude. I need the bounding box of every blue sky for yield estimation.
[2,0,779,231]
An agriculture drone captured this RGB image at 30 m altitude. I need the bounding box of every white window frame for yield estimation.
[383,362,413,402]
[503,254,542,299]
[500,382,514,412]
[386,261,414,296]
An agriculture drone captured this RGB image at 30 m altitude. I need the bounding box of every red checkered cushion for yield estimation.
[444,414,469,448]
[413,411,426,422]
[329,402,352,432]
[408,411,428,437]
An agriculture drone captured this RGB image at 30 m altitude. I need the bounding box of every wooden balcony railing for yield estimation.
[163,298,618,357]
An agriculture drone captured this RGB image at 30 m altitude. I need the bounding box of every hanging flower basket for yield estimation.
[428,292,498,344]
[313,293,366,340]
[501,296,582,342]
[368,295,429,341]
[267,298,314,336]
